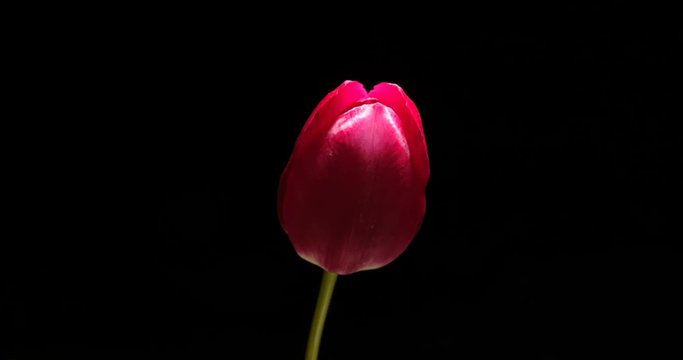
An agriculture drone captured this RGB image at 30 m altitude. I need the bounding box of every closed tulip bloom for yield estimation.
[279,80,430,275]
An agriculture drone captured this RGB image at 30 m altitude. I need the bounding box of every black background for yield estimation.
[4,4,681,359]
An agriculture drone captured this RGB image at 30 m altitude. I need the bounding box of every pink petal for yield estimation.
[279,81,368,221]
[294,80,368,157]
[369,83,430,187]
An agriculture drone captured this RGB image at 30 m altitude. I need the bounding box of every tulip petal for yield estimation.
[369,83,430,187]
[279,81,368,222]
[280,102,426,274]
[295,80,369,157]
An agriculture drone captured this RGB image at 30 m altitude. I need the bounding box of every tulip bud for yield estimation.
[279,81,429,275]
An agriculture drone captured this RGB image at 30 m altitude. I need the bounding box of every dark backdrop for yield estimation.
[4,4,680,359]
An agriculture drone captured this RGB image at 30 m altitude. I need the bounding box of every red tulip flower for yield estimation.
[279,80,430,274]
[278,80,429,359]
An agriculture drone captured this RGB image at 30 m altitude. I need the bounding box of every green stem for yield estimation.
[305,270,338,360]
